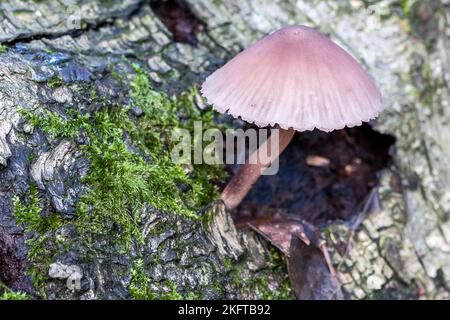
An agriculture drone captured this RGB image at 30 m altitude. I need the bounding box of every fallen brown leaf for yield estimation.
[288,235,344,300]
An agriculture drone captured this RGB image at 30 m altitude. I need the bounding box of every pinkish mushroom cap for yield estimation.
[201,25,382,132]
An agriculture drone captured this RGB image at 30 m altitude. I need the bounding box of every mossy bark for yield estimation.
[0,0,449,299]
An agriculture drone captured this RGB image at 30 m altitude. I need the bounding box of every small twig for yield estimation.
[319,240,337,278]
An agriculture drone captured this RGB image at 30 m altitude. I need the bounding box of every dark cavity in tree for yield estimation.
[233,124,396,226]
[150,0,204,46]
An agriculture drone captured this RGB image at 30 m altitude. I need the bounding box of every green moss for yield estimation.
[128,259,157,300]
[19,63,226,296]
[161,280,184,300]
[0,291,28,300]
[399,0,413,17]
[418,62,438,106]
[21,65,225,250]
[255,277,293,300]
[16,61,292,300]
[46,75,64,89]
[389,0,413,18]
[109,70,122,83]
[223,251,295,300]
[210,280,225,296]
[21,108,90,140]
[19,0,46,3]
[184,291,203,300]
[0,281,28,300]
[0,44,6,54]
[42,48,57,55]
[13,185,62,293]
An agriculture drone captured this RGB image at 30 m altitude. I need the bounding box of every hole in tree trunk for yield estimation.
[149,0,204,46]
[231,124,396,227]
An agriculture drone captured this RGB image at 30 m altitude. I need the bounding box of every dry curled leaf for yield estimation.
[235,210,343,300]
[288,235,344,300]
[246,212,313,255]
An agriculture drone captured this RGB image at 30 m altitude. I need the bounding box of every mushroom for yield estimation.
[201,25,382,210]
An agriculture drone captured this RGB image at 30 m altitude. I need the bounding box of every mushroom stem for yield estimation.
[221,128,295,210]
